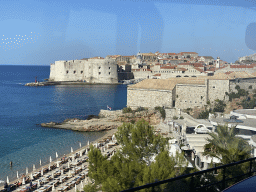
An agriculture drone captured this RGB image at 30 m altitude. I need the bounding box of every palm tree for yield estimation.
[203,125,251,164]
[203,125,252,189]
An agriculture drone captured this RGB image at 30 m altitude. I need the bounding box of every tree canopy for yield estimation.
[203,125,251,164]
[85,120,189,192]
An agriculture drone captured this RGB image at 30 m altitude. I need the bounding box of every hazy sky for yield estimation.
[1,0,256,65]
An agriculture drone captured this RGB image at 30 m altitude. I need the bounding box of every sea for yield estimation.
[0,65,127,184]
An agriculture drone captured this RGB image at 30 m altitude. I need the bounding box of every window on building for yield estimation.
[213,86,215,88]
[81,71,83,74]
[74,70,76,74]
[109,67,111,69]
[99,66,101,69]
[109,72,111,75]
[66,70,69,74]
[99,72,101,75]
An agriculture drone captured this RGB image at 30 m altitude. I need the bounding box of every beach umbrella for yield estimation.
[17,171,19,179]
[26,167,28,175]
[80,151,82,157]
[22,177,25,185]
[40,159,41,166]
[57,161,59,168]
[6,176,9,184]
[50,156,52,163]
[80,180,83,191]
[79,142,81,148]
[33,164,36,171]
[56,152,58,159]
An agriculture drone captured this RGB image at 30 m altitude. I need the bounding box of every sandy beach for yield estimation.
[1,128,119,191]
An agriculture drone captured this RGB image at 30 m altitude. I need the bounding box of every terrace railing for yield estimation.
[121,157,256,192]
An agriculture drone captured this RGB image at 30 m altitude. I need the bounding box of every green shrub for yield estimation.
[180,116,184,119]
[213,100,226,113]
[173,116,178,120]
[235,85,240,90]
[249,85,253,89]
[198,110,209,119]
[122,107,133,113]
[134,107,147,112]
[155,106,166,119]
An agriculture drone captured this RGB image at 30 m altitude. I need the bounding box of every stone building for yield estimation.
[49,58,118,84]
[127,72,256,110]
[198,56,215,65]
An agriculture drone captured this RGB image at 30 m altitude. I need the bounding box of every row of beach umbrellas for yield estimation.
[6,140,91,184]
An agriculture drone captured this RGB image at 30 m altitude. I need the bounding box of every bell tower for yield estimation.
[216,57,220,68]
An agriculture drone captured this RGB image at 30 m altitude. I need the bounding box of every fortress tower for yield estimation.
[216,56,220,68]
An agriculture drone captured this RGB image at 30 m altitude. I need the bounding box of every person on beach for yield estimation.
[4,182,8,189]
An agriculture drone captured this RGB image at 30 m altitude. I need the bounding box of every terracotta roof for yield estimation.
[160,66,176,69]
[153,74,161,76]
[178,63,190,66]
[141,52,156,56]
[167,53,177,55]
[159,58,179,60]
[207,71,256,80]
[177,68,187,71]
[192,63,204,68]
[201,56,214,59]
[207,67,216,72]
[129,78,205,90]
[194,67,204,73]
[230,65,254,68]
[180,52,198,54]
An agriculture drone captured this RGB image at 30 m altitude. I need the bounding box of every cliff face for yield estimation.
[41,109,162,131]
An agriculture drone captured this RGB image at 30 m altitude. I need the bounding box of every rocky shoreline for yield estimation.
[41,109,162,132]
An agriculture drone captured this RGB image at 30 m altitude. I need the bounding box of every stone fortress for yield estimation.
[49,57,118,84]
[127,72,256,110]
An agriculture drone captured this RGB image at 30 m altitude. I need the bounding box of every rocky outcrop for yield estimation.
[41,109,163,132]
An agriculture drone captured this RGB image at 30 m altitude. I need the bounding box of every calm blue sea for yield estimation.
[0,65,127,184]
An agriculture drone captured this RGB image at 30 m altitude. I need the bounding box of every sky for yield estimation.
[1,0,256,65]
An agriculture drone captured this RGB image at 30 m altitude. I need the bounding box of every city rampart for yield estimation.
[175,84,207,109]
[208,79,230,103]
[127,88,173,109]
